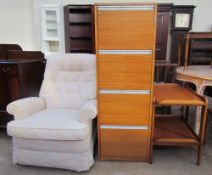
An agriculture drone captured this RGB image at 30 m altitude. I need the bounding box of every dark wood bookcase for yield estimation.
[188,32,212,65]
[64,5,95,53]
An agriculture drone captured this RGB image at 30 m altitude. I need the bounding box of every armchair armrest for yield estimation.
[80,100,97,123]
[7,97,46,120]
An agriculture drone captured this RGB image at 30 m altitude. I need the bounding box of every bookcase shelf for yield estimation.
[41,4,65,56]
[64,5,95,53]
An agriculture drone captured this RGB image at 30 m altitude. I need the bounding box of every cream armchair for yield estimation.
[6,54,97,172]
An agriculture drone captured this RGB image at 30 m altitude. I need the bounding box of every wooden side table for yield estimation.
[153,83,208,165]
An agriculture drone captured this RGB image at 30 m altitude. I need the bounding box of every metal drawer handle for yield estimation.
[1,67,11,73]
[100,125,149,130]
[98,50,153,55]
[100,90,151,95]
[98,5,155,11]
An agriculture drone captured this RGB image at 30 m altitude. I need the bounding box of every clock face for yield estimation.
[175,13,190,28]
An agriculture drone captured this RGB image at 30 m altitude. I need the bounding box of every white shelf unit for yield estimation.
[41,4,65,56]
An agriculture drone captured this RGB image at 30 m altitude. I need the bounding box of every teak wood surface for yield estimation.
[153,83,208,165]
[95,3,157,162]
[100,129,150,161]
[97,10,155,50]
[99,94,150,126]
[98,54,153,89]
[154,83,206,106]
[154,116,199,145]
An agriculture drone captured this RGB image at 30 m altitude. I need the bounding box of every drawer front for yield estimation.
[97,6,156,50]
[99,93,151,125]
[100,128,150,160]
[98,53,153,89]
[0,64,18,76]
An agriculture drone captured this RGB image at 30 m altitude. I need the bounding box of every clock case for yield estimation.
[172,5,196,31]
[170,5,196,64]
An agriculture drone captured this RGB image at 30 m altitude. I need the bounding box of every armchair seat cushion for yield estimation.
[7,109,90,141]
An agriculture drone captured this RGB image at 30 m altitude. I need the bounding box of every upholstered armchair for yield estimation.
[6,54,97,172]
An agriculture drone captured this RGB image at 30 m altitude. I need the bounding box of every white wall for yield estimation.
[158,0,212,31]
[0,0,212,50]
[45,0,212,31]
[0,0,35,50]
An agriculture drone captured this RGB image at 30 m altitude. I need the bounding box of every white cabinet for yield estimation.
[41,4,64,55]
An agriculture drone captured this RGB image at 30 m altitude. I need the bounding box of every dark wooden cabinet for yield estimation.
[0,44,22,58]
[0,59,45,129]
[188,32,212,65]
[156,4,173,60]
[7,50,44,60]
[64,5,95,53]
[177,32,212,66]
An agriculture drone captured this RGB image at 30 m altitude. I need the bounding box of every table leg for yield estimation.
[195,85,206,134]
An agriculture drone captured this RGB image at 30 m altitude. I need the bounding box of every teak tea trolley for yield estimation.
[153,83,208,165]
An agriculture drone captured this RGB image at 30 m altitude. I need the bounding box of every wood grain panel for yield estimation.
[154,83,206,106]
[0,79,9,109]
[97,10,155,49]
[0,64,18,76]
[69,26,91,37]
[95,3,157,162]
[8,78,20,101]
[98,54,153,89]
[154,116,198,145]
[99,94,151,125]
[100,129,150,160]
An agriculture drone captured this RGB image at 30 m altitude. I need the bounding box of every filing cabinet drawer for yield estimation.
[97,7,155,50]
[99,93,151,125]
[100,128,150,160]
[0,64,17,76]
[98,54,153,90]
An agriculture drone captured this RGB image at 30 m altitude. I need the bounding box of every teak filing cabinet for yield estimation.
[95,3,157,162]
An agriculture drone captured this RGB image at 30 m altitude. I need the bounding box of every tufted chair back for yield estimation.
[39,54,96,109]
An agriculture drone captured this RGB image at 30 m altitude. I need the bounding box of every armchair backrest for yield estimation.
[39,54,96,109]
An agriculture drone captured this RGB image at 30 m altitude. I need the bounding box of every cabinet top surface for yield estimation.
[185,32,212,39]
[95,2,157,6]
